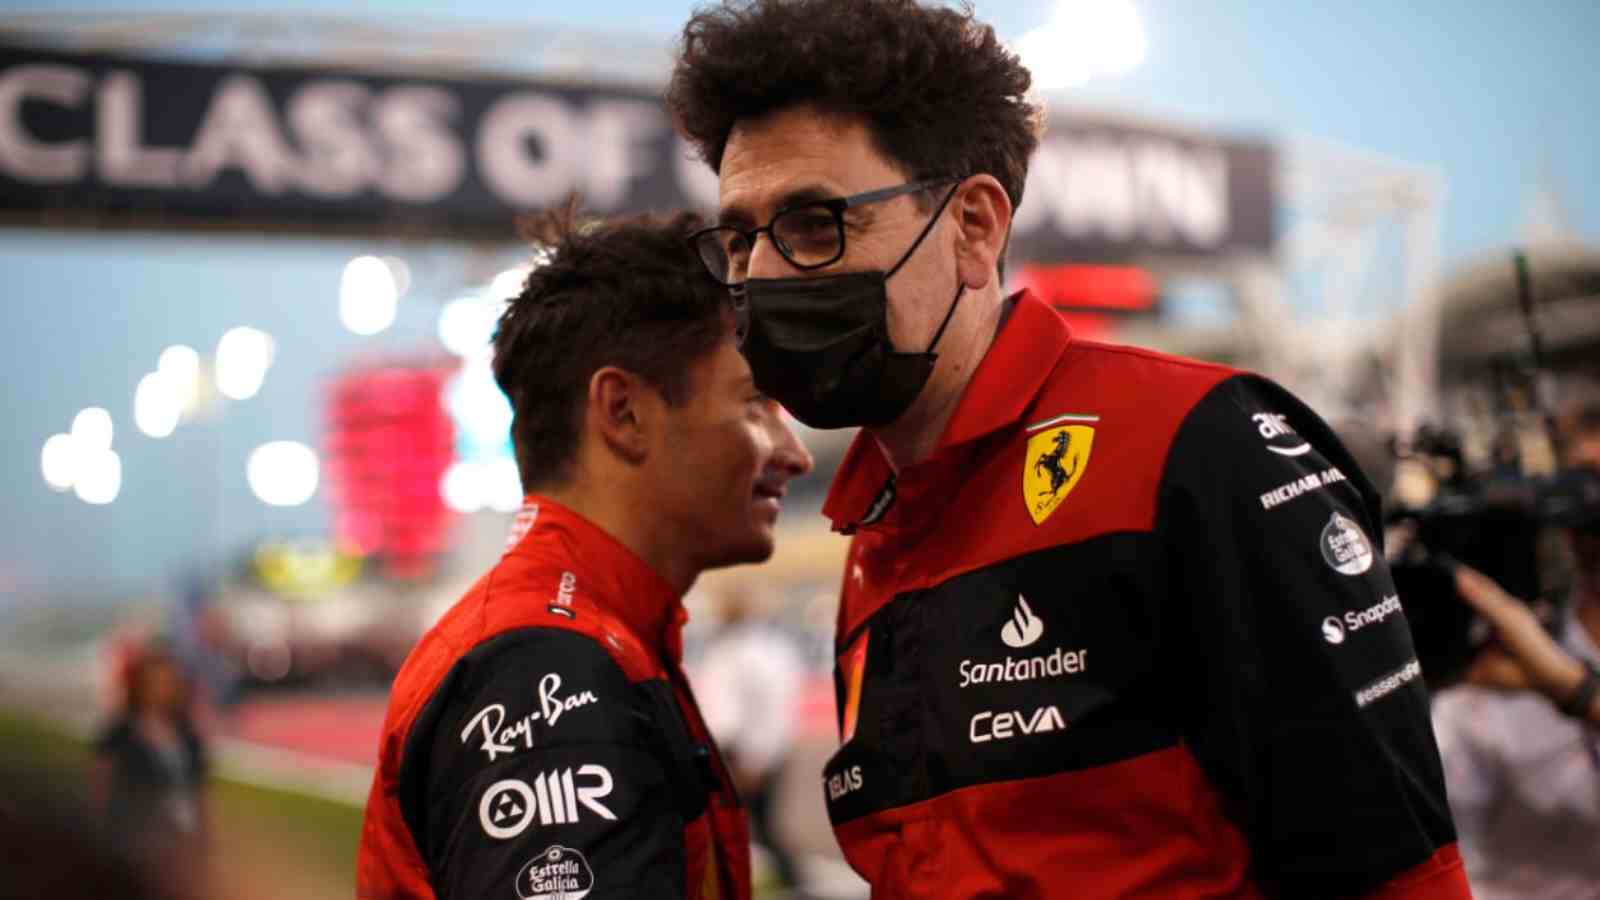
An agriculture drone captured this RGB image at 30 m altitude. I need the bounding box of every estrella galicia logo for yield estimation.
[1322,616,1347,644]
[1252,412,1311,457]
[1000,595,1045,649]
[517,845,594,900]
[1320,511,1374,576]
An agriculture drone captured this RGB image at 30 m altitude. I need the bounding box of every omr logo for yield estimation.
[1000,595,1044,649]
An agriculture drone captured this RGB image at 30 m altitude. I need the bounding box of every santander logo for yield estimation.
[1001,595,1045,649]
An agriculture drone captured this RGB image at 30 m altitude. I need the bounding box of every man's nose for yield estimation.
[746,231,795,281]
[773,413,816,477]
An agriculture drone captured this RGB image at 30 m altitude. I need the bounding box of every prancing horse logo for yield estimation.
[1022,419,1096,526]
[1034,431,1076,496]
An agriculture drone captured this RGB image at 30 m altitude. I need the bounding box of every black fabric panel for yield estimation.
[1156,373,1457,898]
[397,627,693,899]
[824,532,1181,826]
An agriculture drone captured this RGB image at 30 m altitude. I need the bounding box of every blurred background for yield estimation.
[1,1,1597,897]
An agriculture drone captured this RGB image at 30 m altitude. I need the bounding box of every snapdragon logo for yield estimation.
[1321,617,1346,644]
[1323,594,1403,644]
[1001,595,1044,648]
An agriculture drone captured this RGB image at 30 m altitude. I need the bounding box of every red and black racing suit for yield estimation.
[820,290,1471,898]
[357,498,750,900]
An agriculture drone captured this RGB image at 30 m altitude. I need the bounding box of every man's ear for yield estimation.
[588,366,657,466]
[951,174,1013,292]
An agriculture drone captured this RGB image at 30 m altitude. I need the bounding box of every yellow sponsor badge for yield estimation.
[1023,416,1097,525]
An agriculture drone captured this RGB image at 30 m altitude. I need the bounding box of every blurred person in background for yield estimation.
[693,584,806,895]
[1432,398,1600,897]
[357,206,813,900]
[669,1,1468,896]
[89,641,211,887]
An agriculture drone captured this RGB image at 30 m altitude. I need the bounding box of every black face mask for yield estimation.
[736,187,964,430]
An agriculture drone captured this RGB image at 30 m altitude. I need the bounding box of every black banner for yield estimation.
[1011,116,1276,261]
[0,46,1274,257]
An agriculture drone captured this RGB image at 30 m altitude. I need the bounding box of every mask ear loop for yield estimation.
[922,283,966,355]
[885,180,964,280]
[881,179,967,355]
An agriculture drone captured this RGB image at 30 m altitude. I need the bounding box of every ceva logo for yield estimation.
[1001,595,1045,649]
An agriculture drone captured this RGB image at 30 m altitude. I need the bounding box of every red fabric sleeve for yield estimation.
[1363,844,1472,899]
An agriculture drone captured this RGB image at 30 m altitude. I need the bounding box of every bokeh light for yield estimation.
[340,255,399,336]
[488,265,531,303]
[247,440,320,507]
[134,371,183,438]
[1016,0,1147,90]
[40,433,77,491]
[216,326,275,400]
[71,406,113,452]
[437,295,505,358]
[157,344,203,410]
[73,447,121,505]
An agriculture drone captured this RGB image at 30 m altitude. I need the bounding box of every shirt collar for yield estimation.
[505,495,687,662]
[822,289,1072,532]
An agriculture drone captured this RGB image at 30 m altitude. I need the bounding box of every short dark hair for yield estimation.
[122,644,189,715]
[667,0,1043,214]
[492,205,732,493]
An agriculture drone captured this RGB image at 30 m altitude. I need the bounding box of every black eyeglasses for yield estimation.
[688,177,961,286]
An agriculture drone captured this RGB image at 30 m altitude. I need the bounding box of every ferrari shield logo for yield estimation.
[1023,423,1095,525]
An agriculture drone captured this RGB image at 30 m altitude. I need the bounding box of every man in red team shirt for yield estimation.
[356,207,813,899]
[668,1,1473,896]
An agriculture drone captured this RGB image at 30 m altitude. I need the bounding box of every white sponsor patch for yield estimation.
[460,672,600,762]
[826,765,864,802]
[479,765,616,840]
[1320,511,1374,576]
[958,646,1088,688]
[1000,595,1044,649]
[505,503,541,552]
[1323,595,1403,645]
[517,845,594,900]
[1252,412,1311,457]
[1260,466,1346,510]
[1322,616,1346,644]
[969,705,1067,744]
[1355,659,1423,709]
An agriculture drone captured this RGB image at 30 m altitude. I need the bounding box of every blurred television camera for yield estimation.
[1387,423,1600,688]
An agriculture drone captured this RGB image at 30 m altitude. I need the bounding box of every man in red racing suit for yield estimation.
[357,209,813,899]
[819,289,1469,898]
[667,1,1474,894]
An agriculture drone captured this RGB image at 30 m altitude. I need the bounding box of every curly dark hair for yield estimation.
[667,0,1043,214]
[493,204,731,492]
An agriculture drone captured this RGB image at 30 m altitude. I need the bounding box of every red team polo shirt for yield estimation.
[358,499,750,899]
[818,290,1471,898]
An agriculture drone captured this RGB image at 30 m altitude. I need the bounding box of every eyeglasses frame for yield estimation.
[688,176,963,285]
